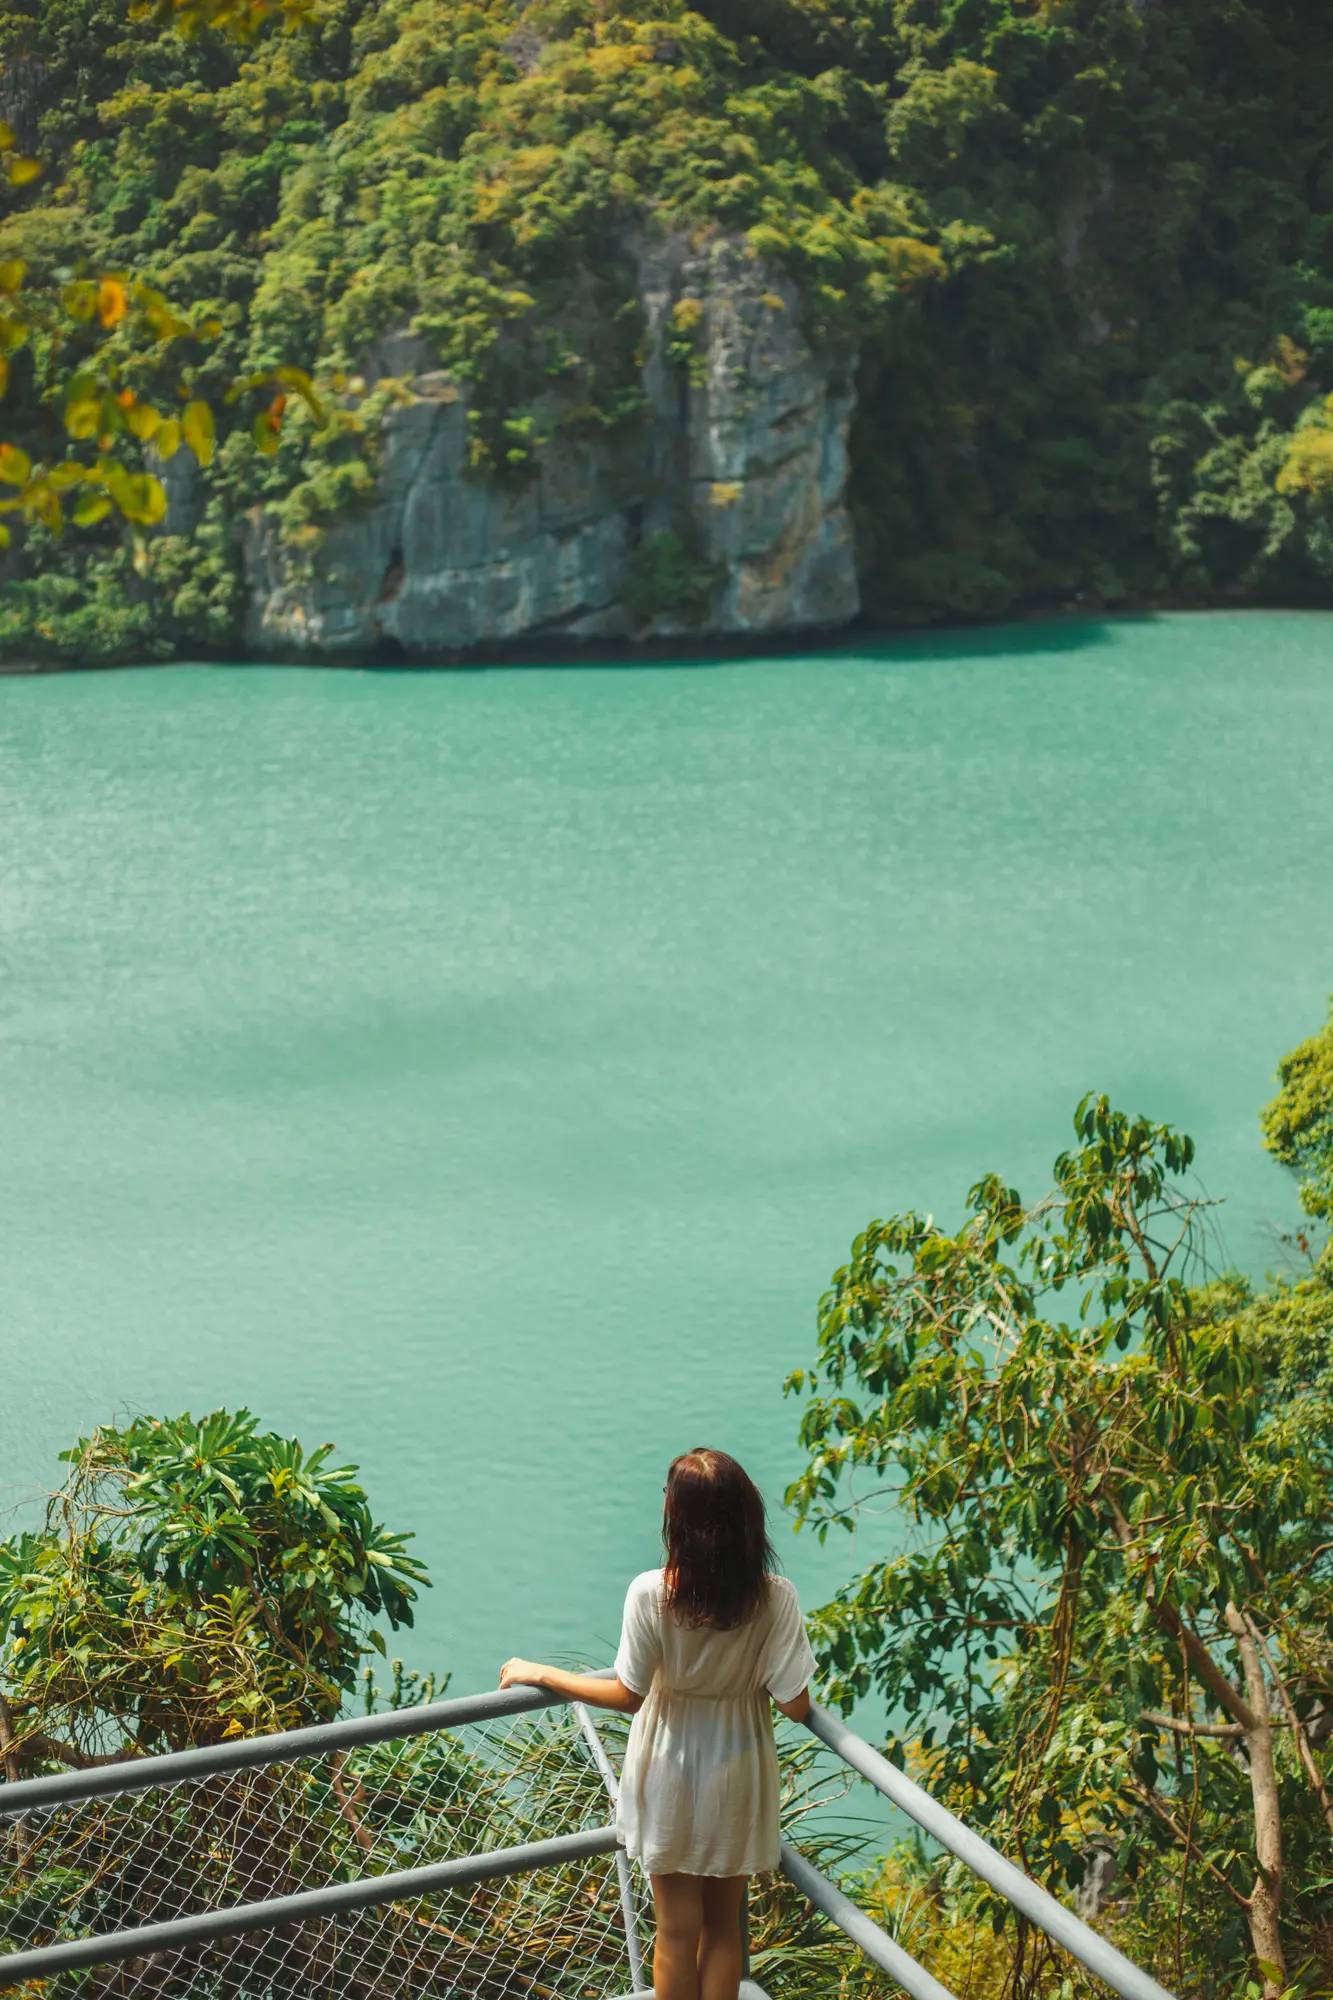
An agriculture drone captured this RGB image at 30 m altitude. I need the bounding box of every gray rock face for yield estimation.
[246,234,859,658]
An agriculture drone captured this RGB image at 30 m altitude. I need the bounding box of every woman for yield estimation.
[499,1447,816,2000]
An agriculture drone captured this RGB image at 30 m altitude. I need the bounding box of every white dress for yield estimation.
[613,1568,817,1877]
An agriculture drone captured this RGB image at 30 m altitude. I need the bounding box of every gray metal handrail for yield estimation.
[0,1680,568,1816]
[804,1701,1176,2000]
[781,1840,956,2000]
[0,1682,955,2000]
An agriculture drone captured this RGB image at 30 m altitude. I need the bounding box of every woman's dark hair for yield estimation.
[662,1448,776,1630]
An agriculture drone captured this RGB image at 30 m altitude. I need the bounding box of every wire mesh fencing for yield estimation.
[0,1701,647,2000]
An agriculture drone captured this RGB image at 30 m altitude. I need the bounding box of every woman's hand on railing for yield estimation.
[498,1661,644,1714]
[498,1658,548,1691]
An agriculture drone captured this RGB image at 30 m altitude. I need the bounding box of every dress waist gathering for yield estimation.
[654,1683,762,1702]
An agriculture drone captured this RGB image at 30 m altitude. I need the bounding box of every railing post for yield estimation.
[573,1703,646,1994]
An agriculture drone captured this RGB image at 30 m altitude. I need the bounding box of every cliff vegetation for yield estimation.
[0,0,1331,658]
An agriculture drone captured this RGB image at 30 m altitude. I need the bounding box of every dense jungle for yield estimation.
[0,0,1332,659]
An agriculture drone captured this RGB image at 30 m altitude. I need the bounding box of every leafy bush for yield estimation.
[0,1408,428,1758]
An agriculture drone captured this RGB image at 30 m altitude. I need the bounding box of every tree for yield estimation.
[1262,998,1333,1231]
[0,1407,428,1767]
[786,1096,1333,1998]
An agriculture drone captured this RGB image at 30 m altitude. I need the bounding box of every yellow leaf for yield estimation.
[126,402,162,441]
[98,459,132,505]
[274,365,327,425]
[0,357,7,400]
[7,157,42,188]
[73,493,113,528]
[97,278,128,329]
[182,399,215,466]
[0,442,31,486]
[0,520,9,547]
[47,462,86,492]
[129,473,168,526]
[65,397,103,441]
[157,418,182,460]
[23,486,62,540]
[61,280,98,322]
[0,121,14,152]
[0,259,25,294]
[1276,424,1333,497]
[0,315,30,356]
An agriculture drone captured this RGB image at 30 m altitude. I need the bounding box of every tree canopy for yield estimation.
[788,1091,1333,1998]
[0,1407,428,1764]
[1263,998,1333,1230]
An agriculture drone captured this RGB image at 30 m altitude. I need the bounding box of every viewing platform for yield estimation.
[0,1677,1172,2000]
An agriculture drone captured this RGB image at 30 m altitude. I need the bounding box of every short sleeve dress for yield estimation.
[613,1569,816,1877]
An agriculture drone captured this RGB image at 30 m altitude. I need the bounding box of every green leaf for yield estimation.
[252,409,281,455]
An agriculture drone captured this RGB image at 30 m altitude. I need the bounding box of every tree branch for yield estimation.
[1244,1613,1333,1843]
[329,1751,375,1855]
[1128,1781,1252,1910]
[19,1732,144,1772]
[1104,1497,1257,1730]
[1224,1602,1286,1995]
[0,1692,21,1786]
[1140,1710,1245,1740]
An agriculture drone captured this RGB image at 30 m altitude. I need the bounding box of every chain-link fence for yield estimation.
[0,1688,1176,2000]
[0,1696,644,1999]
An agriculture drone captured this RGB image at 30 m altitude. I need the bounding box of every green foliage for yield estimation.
[624,525,717,622]
[787,1094,1333,1997]
[0,1409,428,1758]
[1263,998,1333,1226]
[846,1,1333,622]
[2,0,1333,651]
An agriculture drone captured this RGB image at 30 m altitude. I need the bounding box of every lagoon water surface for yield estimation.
[1,613,1330,1690]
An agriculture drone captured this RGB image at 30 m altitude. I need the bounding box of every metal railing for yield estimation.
[0,1679,1175,2000]
[800,1703,1175,2000]
[0,1684,635,1999]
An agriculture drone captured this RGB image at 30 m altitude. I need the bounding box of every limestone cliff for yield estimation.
[244,236,858,660]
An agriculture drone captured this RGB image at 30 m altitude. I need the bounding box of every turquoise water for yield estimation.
[0,612,1330,1693]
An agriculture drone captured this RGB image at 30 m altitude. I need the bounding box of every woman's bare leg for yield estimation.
[650,1874,703,2000]
[697,1876,746,2000]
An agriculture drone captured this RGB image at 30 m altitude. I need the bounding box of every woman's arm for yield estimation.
[772,1687,811,1724]
[499,1658,645,1714]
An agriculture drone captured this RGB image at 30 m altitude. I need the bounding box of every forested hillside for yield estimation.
[1,0,1332,660]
